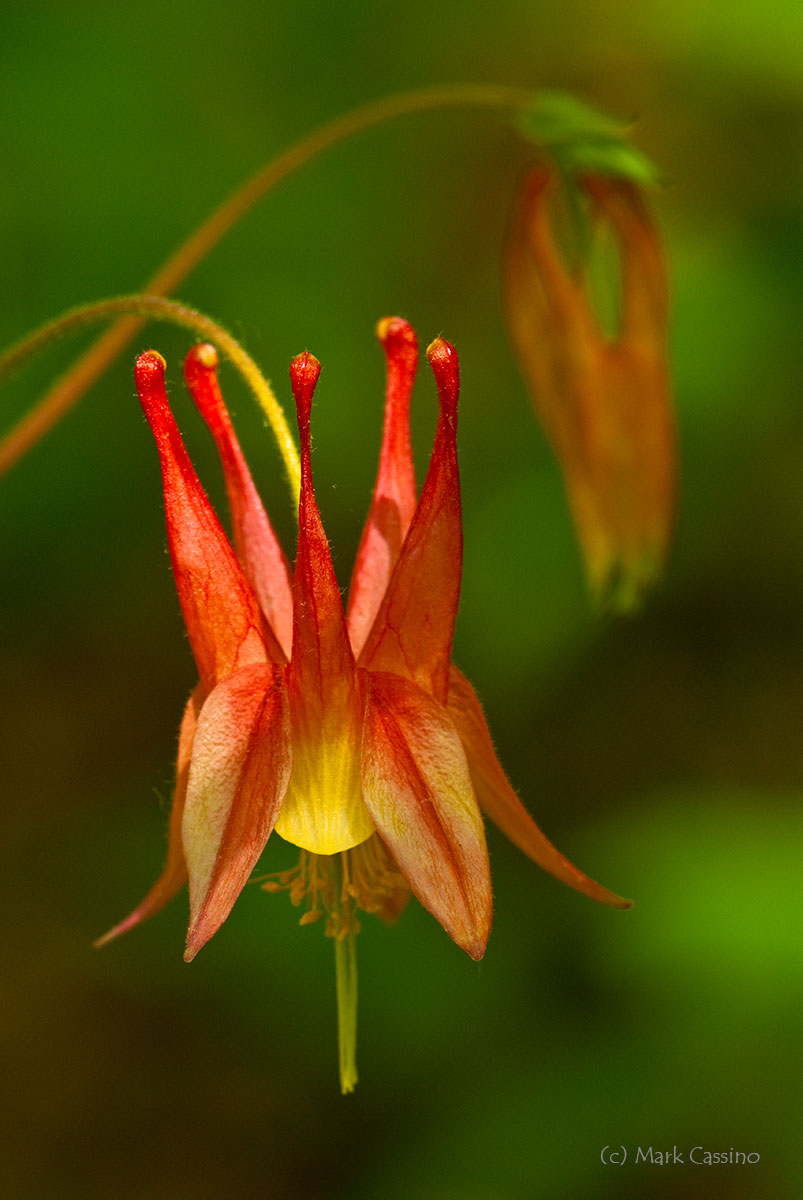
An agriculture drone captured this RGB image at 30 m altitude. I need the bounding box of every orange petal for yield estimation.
[447,665,631,909]
[580,175,676,599]
[135,352,279,693]
[504,166,598,463]
[94,683,203,946]
[347,318,418,657]
[358,339,462,704]
[183,663,291,960]
[580,174,668,343]
[507,166,596,339]
[278,353,372,853]
[361,670,492,959]
[184,344,293,659]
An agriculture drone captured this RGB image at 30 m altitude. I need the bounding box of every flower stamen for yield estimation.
[260,848,365,1093]
[260,850,359,938]
[346,835,410,921]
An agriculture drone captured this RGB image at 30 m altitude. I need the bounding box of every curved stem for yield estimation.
[0,84,533,477]
[144,84,534,297]
[0,296,300,500]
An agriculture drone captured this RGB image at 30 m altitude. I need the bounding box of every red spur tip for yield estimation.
[425,337,460,417]
[185,342,219,373]
[134,350,171,423]
[288,350,318,464]
[377,316,418,397]
[289,352,322,460]
[377,315,417,355]
[183,343,226,431]
[289,350,321,404]
[135,348,167,385]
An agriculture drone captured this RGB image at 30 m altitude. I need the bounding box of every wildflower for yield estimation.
[98,318,628,1088]
[505,163,676,609]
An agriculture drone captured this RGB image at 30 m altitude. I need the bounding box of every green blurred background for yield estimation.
[1,2,800,1197]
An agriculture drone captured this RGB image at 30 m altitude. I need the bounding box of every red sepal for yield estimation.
[135,351,279,692]
[447,666,631,909]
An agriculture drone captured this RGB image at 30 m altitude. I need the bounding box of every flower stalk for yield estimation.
[334,857,360,1095]
[0,84,534,478]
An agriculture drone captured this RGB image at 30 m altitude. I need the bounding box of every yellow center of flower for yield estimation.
[274,733,376,855]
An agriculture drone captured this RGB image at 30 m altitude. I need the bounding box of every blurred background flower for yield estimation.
[0,1,800,1198]
[504,163,675,610]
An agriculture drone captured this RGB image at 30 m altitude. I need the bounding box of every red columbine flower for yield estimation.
[505,163,676,609]
[98,318,628,1086]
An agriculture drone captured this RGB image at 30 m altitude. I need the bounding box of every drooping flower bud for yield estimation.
[505,163,676,610]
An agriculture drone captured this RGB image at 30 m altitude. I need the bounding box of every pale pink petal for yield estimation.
[361,670,492,959]
[183,663,291,960]
[135,352,279,693]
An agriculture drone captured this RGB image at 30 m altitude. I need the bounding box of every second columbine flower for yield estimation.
[505,164,676,609]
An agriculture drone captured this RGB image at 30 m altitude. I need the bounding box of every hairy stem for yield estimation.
[1,83,533,477]
[0,295,300,500]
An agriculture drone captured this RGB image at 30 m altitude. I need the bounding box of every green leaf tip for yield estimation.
[518,89,662,188]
